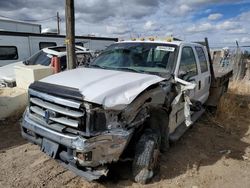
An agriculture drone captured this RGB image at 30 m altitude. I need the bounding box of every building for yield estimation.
[0,16,41,33]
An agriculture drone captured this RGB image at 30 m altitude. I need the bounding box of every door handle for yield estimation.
[198,80,201,90]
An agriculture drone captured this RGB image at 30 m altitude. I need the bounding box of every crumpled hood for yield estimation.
[0,61,23,82]
[41,68,165,110]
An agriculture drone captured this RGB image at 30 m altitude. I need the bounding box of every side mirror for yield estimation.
[178,70,195,82]
[187,78,195,82]
[23,60,29,65]
[178,70,188,79]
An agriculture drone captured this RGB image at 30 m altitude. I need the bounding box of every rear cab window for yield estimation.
[0,46,18,60]
[195,46,208,73]
[25,50,51,66]
[39,42,57,50]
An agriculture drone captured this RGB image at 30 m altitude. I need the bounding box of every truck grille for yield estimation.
[29,89,84,129]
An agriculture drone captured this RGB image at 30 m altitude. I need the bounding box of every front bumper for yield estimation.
[21,109,133,180]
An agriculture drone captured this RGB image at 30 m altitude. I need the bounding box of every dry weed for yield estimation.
[213,81,250,130]
[229,81,250,95]
[216,94,239,120]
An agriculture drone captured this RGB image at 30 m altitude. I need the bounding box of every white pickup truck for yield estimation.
[21,38,232,184]
[0,45,94,87]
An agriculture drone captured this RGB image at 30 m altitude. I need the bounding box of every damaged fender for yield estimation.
[169,77,196,133]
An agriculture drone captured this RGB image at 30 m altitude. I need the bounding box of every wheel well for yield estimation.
[123,106,170,157]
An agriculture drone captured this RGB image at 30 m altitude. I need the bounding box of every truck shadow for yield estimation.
[0,119,27,151]
[101,94,250,187]
[158,111,250,181]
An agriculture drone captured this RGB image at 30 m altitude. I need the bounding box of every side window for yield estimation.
[0,46,18,60]
[39,42,57,50]
[179,46,198,78]
[195,46,208,73]
[75,42,84,47]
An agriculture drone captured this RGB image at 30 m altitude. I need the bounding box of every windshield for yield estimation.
[90,42,177,74]
[24,50,52,66]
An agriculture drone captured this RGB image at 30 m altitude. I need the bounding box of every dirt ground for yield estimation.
[0,83,250,188]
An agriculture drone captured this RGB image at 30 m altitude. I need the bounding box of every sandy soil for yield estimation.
[0,88,250,188]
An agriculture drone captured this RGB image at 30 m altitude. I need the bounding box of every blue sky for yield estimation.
[0,0,250,47]
[187,1,250,47]
[194,1,250,21]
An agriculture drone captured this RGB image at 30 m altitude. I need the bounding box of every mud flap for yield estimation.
[41,138,59,159]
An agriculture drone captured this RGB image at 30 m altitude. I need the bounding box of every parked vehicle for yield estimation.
[0,45,93,87]
[21,38,232,184]
[0,30,118,67]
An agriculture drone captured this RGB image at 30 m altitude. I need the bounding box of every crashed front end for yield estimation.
[21,81,135,180]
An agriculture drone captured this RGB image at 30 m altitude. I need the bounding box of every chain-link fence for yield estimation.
[211,47,249,81]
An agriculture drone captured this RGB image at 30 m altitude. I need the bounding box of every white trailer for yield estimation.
[0,16,41,33]
[0,31,118,67]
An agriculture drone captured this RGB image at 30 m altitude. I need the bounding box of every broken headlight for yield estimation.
[84,102,122,133]
[91,111,107,131]
[90,110,122,131]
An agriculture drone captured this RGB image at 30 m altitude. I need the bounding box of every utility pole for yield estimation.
[56,12,60,35]
[65,0,76,70]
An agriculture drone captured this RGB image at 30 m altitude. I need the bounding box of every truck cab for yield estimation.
[21,39,229,184]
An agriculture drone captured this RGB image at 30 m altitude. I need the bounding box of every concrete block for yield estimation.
[0,88,28,120]
[15,65,53,90]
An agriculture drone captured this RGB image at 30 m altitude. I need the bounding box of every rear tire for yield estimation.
[132,129,160,184]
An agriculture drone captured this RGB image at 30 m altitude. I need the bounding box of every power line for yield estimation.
[22,17,57,22]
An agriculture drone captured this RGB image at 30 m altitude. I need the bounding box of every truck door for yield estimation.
[169,45,199,132]
[194,46,211,103]
[176,46,199,100]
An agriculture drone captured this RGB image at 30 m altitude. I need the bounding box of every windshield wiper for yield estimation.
[88,64,106,69]
[89,64,142,73]
[114,67,143,73]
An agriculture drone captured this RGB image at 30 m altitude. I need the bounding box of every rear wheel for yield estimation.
[132,129,160,184]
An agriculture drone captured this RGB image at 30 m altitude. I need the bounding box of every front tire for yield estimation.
[132,129,160,184]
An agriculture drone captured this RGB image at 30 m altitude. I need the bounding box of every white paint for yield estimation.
[0,61,23,82]
[0,16,41,33]
[0,87,28,120]
[15,64,53,89]
[41,68,165,110]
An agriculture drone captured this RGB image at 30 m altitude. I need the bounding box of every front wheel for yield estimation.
[132,129,160,184]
